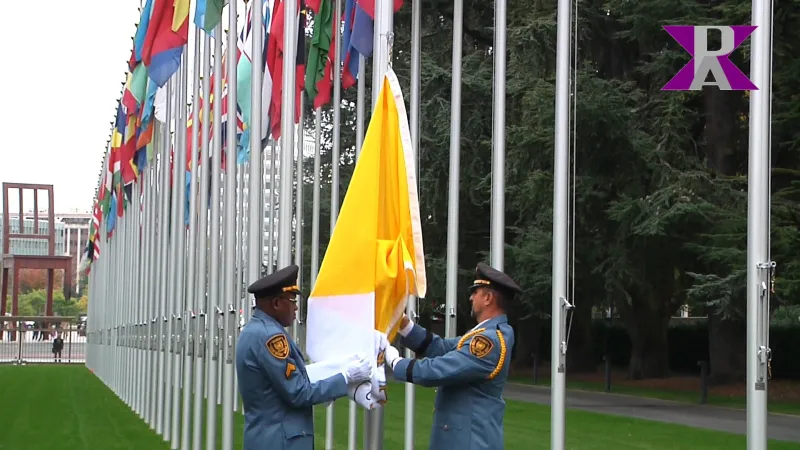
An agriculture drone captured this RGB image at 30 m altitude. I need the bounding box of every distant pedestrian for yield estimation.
[52,332,64,363]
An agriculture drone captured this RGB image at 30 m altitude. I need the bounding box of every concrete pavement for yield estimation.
[503,383,800,443]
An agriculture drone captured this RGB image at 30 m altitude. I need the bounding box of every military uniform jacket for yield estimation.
[393,315,514,450]
[236,309,348,450]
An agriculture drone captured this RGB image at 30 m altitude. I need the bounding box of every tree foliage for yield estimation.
[17,269,65,295]
[293,0,800,379]
[16,289,86,317]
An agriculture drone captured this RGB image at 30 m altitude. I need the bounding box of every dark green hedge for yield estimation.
[534,321,800,379]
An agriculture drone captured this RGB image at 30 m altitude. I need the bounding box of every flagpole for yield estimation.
[171,55,185,450]
[268,139,278,274]
[356,58,366,159]
[327,0,345,443]
[140,134,147,427]
[118,202,125,404]
[280,0,298,356]
[350,26,367,450]
[138,171,150,423]
[156,79,173,439]
[134,180,141,414]
[122,202,128,404]
[192,34,213,450]
[405,0,421,447]
[215,25,226,407]
[445,0,462,344]
[136,176,146,419]
[115,200,124,403]
[222,1,240,447]
[310,106,322,327]
[235,158,246,416]
[182,24,202,450]
[746,1,774,448]
[237,165,246,316]
[123,203,129,402]
[132,169,140,411]
[176,41,192,449]
[137,171,146,419]
[249,0,265,341]
[108,183,115,393]
[143,160,155,428]
[206,24,225,450]
[164,75,179,443]
[294,92,305,349]
[169,76,182,444]
[132,175,139,416]
[133,183,140,413]
[331,0,343,229]
[112,204,117,392]
[310,101,322,441]
[148,125,161,432]
[130,138,136,416]
[120,193,128,405]
[370,0,391,107]
[100,219,105,382]
[551,0,573,446]
[124,188,133,409]
[172,47,189,450]
[366,0,393,448]
[490,0,507,270]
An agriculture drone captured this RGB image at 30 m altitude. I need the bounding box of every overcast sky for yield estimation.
[0,0,143,214]
[0,0,315,215]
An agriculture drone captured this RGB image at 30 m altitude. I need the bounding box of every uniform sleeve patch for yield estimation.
[285,362,297,379]
[469,335,494,359]
[266,334,290,360]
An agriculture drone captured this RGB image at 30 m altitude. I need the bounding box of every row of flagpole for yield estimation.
[83,3,552,448]
[84,0,411,449]
[83,0,775,449]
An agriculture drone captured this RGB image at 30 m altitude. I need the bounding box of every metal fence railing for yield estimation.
[0,316,85,364]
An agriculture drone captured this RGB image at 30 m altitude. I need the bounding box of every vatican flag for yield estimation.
[306,67,427,385]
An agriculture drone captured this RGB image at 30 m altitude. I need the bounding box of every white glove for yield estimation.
[342,355,372,384]
[348,381,378,410]
[375,330,389,352]
[385,345,401,370]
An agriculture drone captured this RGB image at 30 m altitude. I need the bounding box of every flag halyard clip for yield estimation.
[387,32,395,68]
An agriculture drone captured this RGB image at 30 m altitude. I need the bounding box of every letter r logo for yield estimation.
[662,25,758,91]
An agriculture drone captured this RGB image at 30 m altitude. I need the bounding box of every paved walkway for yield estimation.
[503,383,800,442]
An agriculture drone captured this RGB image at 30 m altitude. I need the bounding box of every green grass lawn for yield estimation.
[508,376,800,416]
[0,365,796,449]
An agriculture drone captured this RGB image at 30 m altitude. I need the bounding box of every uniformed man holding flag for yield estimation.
[384,262,520,450]
[236,265,373,449]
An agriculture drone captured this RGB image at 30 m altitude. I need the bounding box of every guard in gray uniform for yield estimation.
[236,265,372,449]
[385,262,520,450]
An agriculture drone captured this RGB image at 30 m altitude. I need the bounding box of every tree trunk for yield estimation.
[626,312,671,379]
[707,313,746,384]
[703,88,738,175]
[617,292,673,380]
